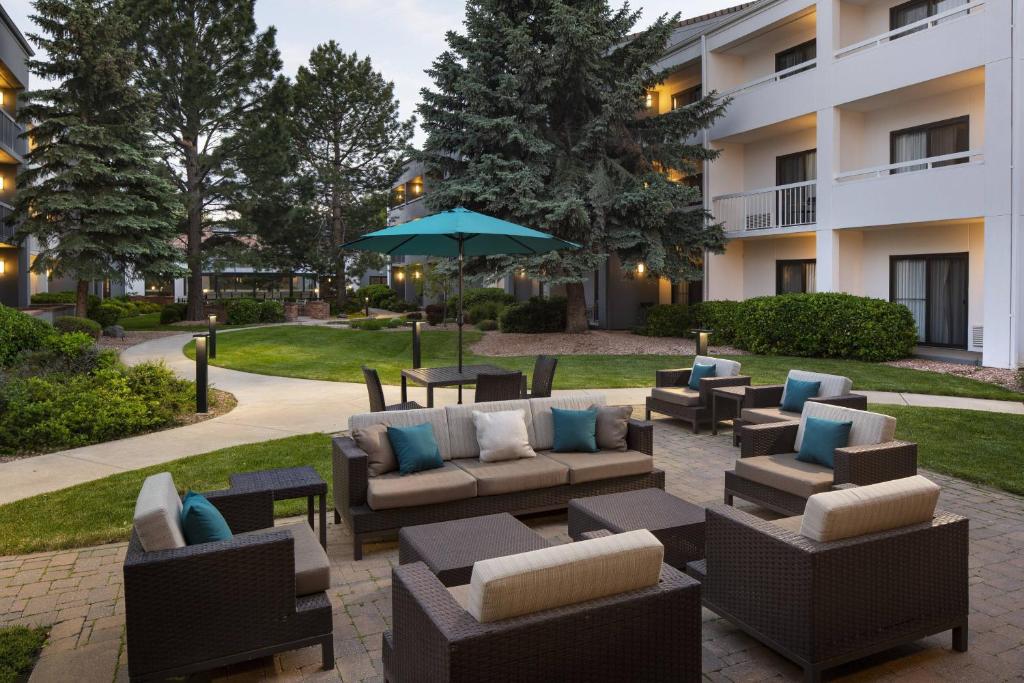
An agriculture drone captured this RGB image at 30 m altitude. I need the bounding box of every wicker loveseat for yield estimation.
[726,402,917,516]
[731,370,867,439]
[123,473,333,682]
[645,355,751,433]
[692,477,968,683]
[334,394,664,559]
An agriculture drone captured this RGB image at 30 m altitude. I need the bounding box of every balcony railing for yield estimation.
[834,1,983,60]
[713,180,817,233]
[0,108,27,158]
[718,59,817,99]
[0,201,15,244]
[834,150,983,183]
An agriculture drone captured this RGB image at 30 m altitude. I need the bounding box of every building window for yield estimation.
[890,0,969,34]
[368,275,387,285]
[671,84,701,110]
[890,116,968,174]
[776,149,816,225]
[390,184,406,207]
[776,259,817,294]
[890,253,968,347]
[775,39,816,76]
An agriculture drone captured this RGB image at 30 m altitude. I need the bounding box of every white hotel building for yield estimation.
[651,0,1021,368]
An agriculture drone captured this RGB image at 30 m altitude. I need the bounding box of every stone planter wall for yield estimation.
[302,301,330,319]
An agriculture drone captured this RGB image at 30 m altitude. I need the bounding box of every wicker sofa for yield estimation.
[726,402,917,516]
[334,394,664,559]
[692,477,968,683]
[123,473,333,682]
[645,355,751,433]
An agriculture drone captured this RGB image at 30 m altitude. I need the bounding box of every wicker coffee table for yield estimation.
[228,466,328,549]
[568,488,705,569]
[398,513,551,587]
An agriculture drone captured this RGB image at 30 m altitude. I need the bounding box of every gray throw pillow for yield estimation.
[592,404,632,451]
[352,424,397,477]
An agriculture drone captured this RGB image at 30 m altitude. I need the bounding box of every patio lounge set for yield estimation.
[121,356,969,683]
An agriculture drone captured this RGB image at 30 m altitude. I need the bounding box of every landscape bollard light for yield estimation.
[691,329,712,356]
[194,333,209,414]
[412,321,424,369]
[364,297,370,318]
[208,314,217,359]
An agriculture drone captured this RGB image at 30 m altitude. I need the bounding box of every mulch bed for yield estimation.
[470,329,746,357]
[885,359,1023,394]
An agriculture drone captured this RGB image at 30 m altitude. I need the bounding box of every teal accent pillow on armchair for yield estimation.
[551,407,599,452]
[180,491,233,545]
[796,416,852,468]
[387,423,444,474]
[688,363,717,390]
[780,378,821,412]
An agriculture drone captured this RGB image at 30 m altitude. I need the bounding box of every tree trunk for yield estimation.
[75,279,89,318]
[184,142,204,321]
[332,189,347,309]
[564,281,589,333]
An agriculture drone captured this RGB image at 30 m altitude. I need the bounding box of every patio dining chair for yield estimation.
[524,355,557,398]
[363,366,423,412]
[474,371,524,403]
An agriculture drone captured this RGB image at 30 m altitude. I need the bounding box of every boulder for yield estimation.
[103,325,126,339]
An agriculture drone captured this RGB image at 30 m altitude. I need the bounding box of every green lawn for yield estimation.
[0,626,48,683]
[184,325,1023,401]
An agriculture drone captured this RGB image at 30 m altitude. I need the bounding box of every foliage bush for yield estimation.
[226,299,261,325]
[0,306,56,368]
[468,301,504,324]
[13,333,116,378]
[257,300,285,323]
[89,303,122,328]
[476,319,498,331]
[425,304,446,326]
[100,298,138,317]
[31,291,101,308]
[635,304,693,337]
[447,287,514,317]
[405,311,422,321]
[133,301,163,315]
[159,302,188,325]
[690,300,742,346]
[54,315,102,340]
[349,318,386,331]
[499,297,567,333]
[356,284,398,308]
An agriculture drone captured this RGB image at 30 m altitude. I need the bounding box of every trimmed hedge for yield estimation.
[257,300,285,323]
[499,297,567,333]
[636,304,692,338]
[159,302,187,325]
[691,300,742,346]
[226,299,261,325]
[54,316,102,340]
[0,306,56,368]
[425,304,445,326]
[89,303,122,328]
[447,287,514,317]
[476,319,498,331]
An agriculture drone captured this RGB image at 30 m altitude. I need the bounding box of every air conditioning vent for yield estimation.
[971,326,983,348]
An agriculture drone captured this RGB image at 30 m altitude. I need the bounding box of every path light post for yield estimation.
[208,314,217,359]
[364,297,370,318]
[194,333,209,414]
[412,321,424,369]
[691,328,712,356]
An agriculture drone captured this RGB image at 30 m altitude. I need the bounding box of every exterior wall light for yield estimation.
[636,262,646,275]
[0,259,5,274]
[395,270,405,281]
[0,176,5,190]
[413,270,421,280]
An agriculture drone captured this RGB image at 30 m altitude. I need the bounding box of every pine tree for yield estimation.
[290,42,414,307]
[419,0,729,332]
[15,0,182,317]
[122,0,280,320]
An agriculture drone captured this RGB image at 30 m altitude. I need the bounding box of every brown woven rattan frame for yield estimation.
[334,419,660,560]
[123,488,333,682]
[474,372,524,403]
[731,390,868,446]
[645,368,751,433]
[525,355,558,398]
[695,504,968,683]
[364,366,423,412]
[382,559,702,682]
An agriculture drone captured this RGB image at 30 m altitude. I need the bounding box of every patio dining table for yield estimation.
[401,364,513,407]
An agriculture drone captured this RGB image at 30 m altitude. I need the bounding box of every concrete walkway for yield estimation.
[0,329,1020,506]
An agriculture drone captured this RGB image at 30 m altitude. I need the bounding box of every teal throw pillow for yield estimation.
[780,378,821,412]
[552,407,599,452]
[688,362,717,390]
[180,490,233,545]
[387,423,444,474]
[796,417,852,469]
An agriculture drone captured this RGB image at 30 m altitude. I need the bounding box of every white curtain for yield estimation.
[893,259,927,341]
[935,0,970,24]
[892,130,928,174]
[804,262,817,293]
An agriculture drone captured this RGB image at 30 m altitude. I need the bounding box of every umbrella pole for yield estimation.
[458,238,465,403]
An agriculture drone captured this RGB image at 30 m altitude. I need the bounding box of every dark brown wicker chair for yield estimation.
[645,358,751,433]
[123,487,333,682]
[689,504,968,683]
[364,366,423,412]
[473,371,524,403]
[524,355,557,398]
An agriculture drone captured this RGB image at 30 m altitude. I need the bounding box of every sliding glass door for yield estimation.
[891,254,968,348]
[890,116,969,174]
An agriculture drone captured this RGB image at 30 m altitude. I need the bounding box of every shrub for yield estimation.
[133,301,162,315]
[477,319,498,331]
[425,304,446,326]
[31,291,100,308]
[499,297,567,333]
[257,300,285,323]
[54,316,102,340]
[447,287,514,317]
[635,304,693,337]
[349,318,386,331]
[386,299,419,313]
[13,333,115,377]
[100,298,138,317]
[89,303,121,328]
[690,300,742,346]
[405,311,422,321]
[226,299,261,325]
[159,302,188,325]
[468,301,505,324]
[0,306,56,368]
[356,284,398,309]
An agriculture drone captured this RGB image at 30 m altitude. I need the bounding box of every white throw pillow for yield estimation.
[473,409,536,462]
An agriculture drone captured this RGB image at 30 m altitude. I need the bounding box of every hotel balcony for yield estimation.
[0,200,14,244]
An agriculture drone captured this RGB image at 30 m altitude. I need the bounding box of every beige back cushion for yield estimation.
[445,399,536,459]
[529,394,607,451]
[349,407,453,460]
[694,355,741,377]
[466,529,663,623]
[800,475,940,542]
[795,402,896,452]
[782,370,853,405]
[133,472,186,552]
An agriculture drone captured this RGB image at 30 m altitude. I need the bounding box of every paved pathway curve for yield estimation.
[0,328,1020,506]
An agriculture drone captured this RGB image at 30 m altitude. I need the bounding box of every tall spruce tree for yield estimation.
[15,0,181,316]
[419,0,729,332]
[122,0,280,320]
[290,42,413,307]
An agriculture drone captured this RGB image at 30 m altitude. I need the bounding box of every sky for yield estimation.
[2,0,737,144]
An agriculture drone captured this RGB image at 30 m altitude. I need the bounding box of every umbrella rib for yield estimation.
[385,235,419,255]
[506,235,540,254]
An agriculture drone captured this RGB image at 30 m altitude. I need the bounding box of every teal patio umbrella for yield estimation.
[342,208,579,371]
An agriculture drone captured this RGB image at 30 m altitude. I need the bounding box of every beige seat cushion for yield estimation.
[740,407,801,425]
[529,394,607,450]
[351,423,397,477]
[133,473,186,552]
[448,583,472,611]
[734,453,834,499]
[366,463,477,510]
[445,399,537,459]
[544,450,653,484]
[651,386,701,407]
[795,402,896,452]
[455,456,568,496]
[800,475,940,542]
[695,355,741,377]
[466,529,663,623]
[349,408,454,460]
[771,515,804,534]
[238,523,329,596]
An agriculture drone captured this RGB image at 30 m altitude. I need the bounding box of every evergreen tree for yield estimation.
[122,0,280,320]
[290,42,413,307]
[419,0,729,332]
[15,0,182,317]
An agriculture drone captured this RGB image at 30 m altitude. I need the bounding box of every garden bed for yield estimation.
[470,329,746,357]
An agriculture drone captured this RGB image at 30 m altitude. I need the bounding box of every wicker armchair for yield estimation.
[383,559,702,682]
[524,355,558,398]
[474,371,524,403]
[690,503,968,683]
[123,485,333,682]
[364,366,423,412]
[645,356,751,433]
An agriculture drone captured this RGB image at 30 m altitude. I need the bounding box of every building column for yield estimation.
[983,215,1014,368]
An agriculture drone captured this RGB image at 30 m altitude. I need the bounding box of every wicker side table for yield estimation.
[229,466,328,549]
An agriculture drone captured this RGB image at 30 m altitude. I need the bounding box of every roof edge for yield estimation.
[0,3,34,57]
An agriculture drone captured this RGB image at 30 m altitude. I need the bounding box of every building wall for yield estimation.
[743,127,818,188]
[740,233,817,297]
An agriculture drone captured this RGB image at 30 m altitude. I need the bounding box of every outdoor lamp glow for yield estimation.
[395,270,405,281]
[636,262,646,275]
[0,259,5,274]
[645,92,653,108]
[692,329,711,356]
[0,176,5,190]
[413,270,421,280]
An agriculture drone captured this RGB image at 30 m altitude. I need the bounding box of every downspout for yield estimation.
[1009,0,1018,369]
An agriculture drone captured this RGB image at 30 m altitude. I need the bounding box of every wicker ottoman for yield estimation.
[398,512,551,587]
[568,488,705,569]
